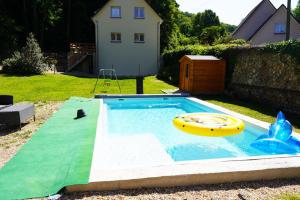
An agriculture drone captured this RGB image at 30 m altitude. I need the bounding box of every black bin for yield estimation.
[136,76,144,94]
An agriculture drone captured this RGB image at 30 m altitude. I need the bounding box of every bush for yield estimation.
[214,36,247,45]
[158,43,245,84]
[199,26,226,45]
[263,39,300,64]
[2,33,48,75]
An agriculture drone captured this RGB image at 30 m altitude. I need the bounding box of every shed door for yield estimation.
[183,63,190,91]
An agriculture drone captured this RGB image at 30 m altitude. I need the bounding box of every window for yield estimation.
[274,23,286,34]
[134,7,145,19]
[111,6,121,18]
[134,33,145,43]
[111,32,121,42]
[185,64,189,78]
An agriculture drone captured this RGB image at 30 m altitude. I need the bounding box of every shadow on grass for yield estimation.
[196,94,300,130]
[62,178,300,199]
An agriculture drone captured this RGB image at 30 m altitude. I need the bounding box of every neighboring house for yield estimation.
[92,0,163,76]
[232,0,300,45]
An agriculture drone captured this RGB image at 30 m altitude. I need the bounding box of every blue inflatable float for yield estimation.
[251,111,298,154]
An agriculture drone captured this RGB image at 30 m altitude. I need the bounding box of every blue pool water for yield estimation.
[104,97,300,161]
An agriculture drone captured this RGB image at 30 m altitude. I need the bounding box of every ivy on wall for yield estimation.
[263,40,300,65]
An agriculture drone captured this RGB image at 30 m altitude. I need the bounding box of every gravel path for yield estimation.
[0,102,62,168]
[1,102,299,200]
[61,179,300,200]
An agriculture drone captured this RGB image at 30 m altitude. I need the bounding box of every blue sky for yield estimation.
[175,0,298,25]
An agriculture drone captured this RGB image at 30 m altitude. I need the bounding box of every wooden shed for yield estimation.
[179,55,226,94]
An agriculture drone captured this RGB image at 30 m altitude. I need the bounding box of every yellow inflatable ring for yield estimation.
[173,113,245,137]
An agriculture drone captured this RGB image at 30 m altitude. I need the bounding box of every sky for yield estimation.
[175,0,298,25]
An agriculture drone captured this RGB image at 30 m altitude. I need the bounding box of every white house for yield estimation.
[92,0,163,76]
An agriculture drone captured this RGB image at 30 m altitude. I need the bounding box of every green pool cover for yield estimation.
[0,97,100,200]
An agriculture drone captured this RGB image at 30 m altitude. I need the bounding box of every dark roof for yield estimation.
[248,4,300,40]
[232,0,276,37]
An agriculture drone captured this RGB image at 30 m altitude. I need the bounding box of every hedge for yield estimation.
[157,43,245,85]
[158,39,300,86]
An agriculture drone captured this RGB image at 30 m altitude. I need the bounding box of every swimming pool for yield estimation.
[103,97,300,162]
[68,96,300,192]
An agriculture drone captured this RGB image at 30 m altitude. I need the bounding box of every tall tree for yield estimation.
[146,0,181,51]
[193,9,220,38]
[293,0,300,21]
[178,12,194,37]
[200,26,226,45]
[33,0,63,47]
[0,14,20,59]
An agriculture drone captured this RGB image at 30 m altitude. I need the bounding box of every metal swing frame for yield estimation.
[93,68,121,93]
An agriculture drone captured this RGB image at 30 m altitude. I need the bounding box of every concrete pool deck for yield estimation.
[66,96,300,192]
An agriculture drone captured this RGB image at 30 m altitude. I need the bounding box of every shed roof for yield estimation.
[180,55,220,62]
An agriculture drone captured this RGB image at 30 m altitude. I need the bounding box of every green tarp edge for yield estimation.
[0,97,100,200]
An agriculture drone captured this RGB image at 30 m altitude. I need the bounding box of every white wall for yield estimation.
[93,0,162,76]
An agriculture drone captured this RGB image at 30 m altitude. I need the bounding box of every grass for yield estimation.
[0,73,299,132]
[0,74,176,102]
[202,95,300,133]
[1,73,299,198]
[276,193,300,200]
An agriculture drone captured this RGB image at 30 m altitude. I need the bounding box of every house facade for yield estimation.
[92,0,162,76]
[232,0,300,45]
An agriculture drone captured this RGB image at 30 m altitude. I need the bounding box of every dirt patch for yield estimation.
[0,101,62,168]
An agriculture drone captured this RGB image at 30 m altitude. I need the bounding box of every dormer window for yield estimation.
[134,7,145,19]
[274,23,286,34]
[111,6,121,18]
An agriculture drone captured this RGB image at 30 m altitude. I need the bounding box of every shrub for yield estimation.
[214,36,247,45]
[263,39,300,64]
[2,33,48,75]
[158,43,245,84]
[199,26,227,45]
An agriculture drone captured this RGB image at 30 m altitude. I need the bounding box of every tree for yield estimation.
[0,0,194,55]
[147,0,181,51]
[200,26,226,45]
[0,14,20,60]
[2,33,48,75]
[32,0,63,47]
[193,10,220,38]
[177,12,194,37]
[221,23,237,33]
[293,0,300,21]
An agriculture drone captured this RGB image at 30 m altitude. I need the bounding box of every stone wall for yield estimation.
[226,48,300,114]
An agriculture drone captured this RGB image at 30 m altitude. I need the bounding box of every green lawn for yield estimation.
[0,74,176,102]
[203,95,300,133]
[0,73,299,132]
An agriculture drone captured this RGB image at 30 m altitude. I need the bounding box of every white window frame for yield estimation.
[111,6,121,18]
[274,23,286,34]
[111,32,121,43]
[134,7,145,19]
[134,33,145,43]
